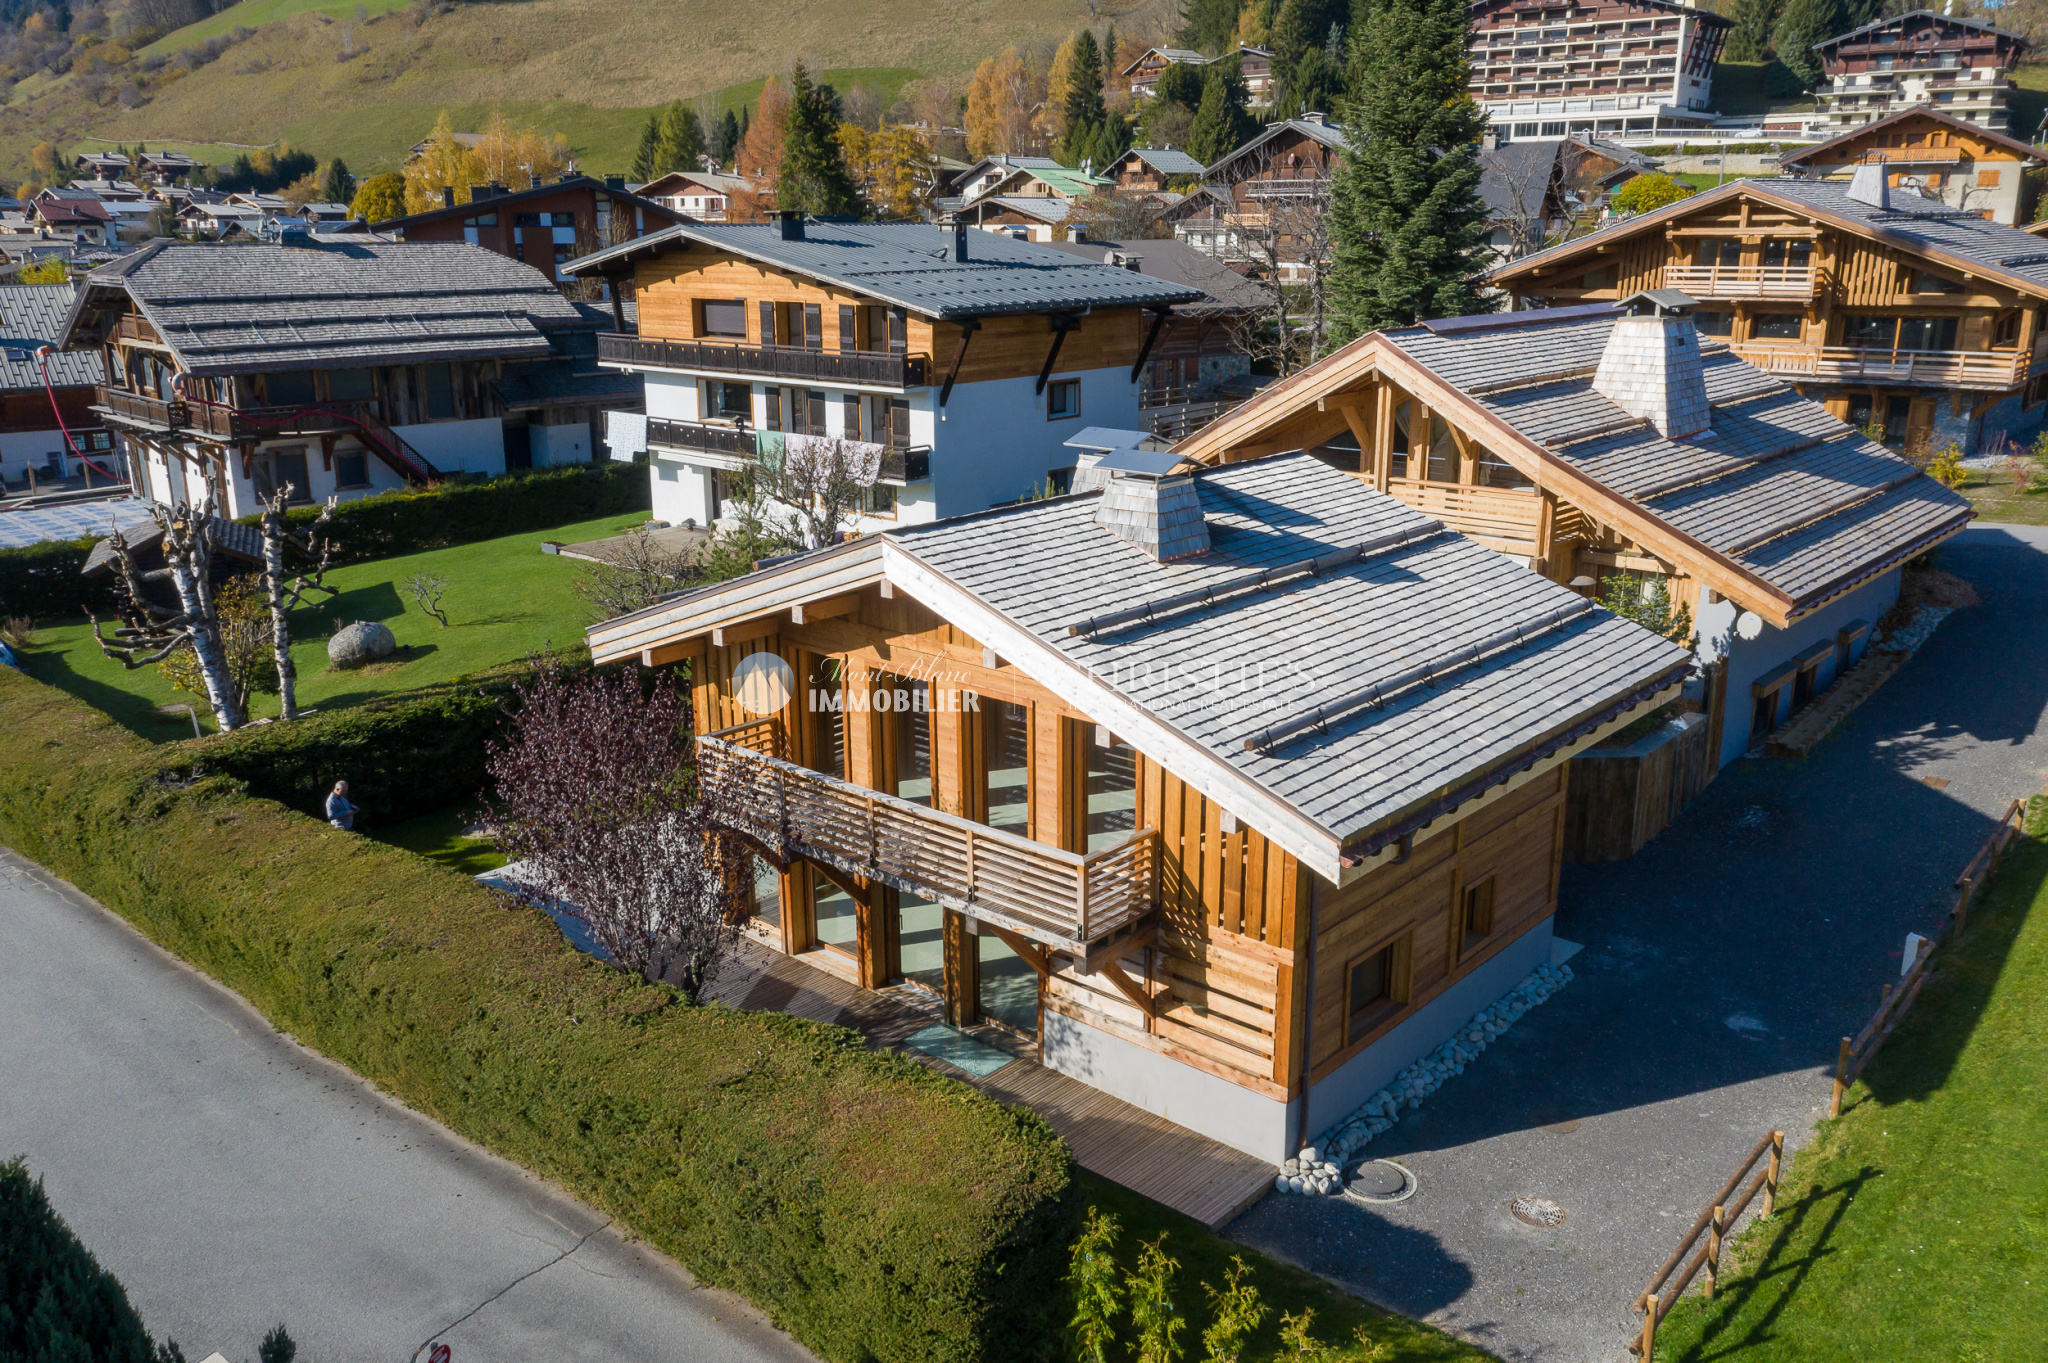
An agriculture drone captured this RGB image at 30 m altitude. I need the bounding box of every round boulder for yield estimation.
[328,620,398,669]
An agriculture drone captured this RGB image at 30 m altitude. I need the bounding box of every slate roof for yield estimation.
[60,240,591,376]
[0,285,101,392]
[1038,235,1270,314]
[1204,118,1353,180]
[560,220,1206,320]
[1122,147,1206,177]
[80,509,264,576]
[1381,308,1974,611]
[1495,176,2048,301]
[1480,140,1564,220]
[891,454,1690,852]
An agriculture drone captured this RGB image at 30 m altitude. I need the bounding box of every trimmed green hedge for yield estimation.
[0,667,1078,1363]
[0,535,116,621]
[0,1157,169,1363]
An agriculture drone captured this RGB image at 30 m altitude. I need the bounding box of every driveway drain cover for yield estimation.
[1352,1162,1407,1197]
[1509,1196,1566,1229]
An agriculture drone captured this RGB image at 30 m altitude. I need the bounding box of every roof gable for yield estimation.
[1780,107,2046,169]
[1814,7,2026,52]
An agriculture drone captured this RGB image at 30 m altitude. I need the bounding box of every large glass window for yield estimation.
[1427,416,1460,483]
[1898,316,1958,351]
[1750,313,1803,341]
[1390,400,1413,479]
[1695,310,1734,337]
[808,657,845,779]
[328,368,375,401]
[1763,239,1812,269]
[887,677,931,807]
[813,873,858,956]
[266,371,315,405]
[978,931,1039,1035]
[894,888,945,994]
[1844,315,1897,348]
[1082,727,1137,853]
[424,363,456,419]
[1692,238,1740,267]
[751,855,781,933]
[980,699,1030,835]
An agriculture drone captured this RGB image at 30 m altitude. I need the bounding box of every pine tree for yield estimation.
[1185,56,1256,166]
[778,62,862,216]
[1771,0,1842,90]
[653,102,705,176]
[1177,0,1239,54]
[1271,0,1338,114]
[1725,0,1781,63]
[630,110,660,181]
[321,157,351,206]
[1327,0,1494,339]
[1104,22,1120,85]
[1063,30,1107,155]
[714,108,742,166]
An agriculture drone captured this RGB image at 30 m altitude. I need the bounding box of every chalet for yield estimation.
[58,236,630,517]
[0,285,113,492]
[367,175,686,288]
[636,169,764,222]
[1490,168,2048,456]
[1480,135,1658,260]
[1235,46,1276,103]
[562,216,1203,531]
[293,202,353,225]
[956,162,1118,243]
[1777,107,2045,226]
[73,152,129,179]
[1121,46,1207,98]
[227,192,289,215]
[1182,116,1350,276]
[134,151,203,185]
[949,155,1065,203]
[587,451,1691,1161]
[176,201,262,238]
[29,197,114,248]
[1811,10,2029,136]
[1172,292,1973,771]
[1106,146,1206,194]
[1469,0,1731,140]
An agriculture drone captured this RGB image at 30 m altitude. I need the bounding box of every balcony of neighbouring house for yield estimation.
[1728,344,2035,388]
[697,717,1158,956]
[597,333,930,389]
[1661,264,1822,301]
[648,418,932,484]
[93,389,438,482]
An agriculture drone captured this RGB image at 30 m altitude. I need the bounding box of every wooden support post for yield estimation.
[1035,315,1079,396]
[1763,1130,1784,1218]
[1704,1204,1726,1298]
[939,320,980,408]
[1638,1291,1658,1362]
[1098,957,1155,1018]
[1830,1036,1852,1118]
[1129,306,1172,383]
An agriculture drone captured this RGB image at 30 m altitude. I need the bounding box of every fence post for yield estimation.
[1704,1204,1726,1298]
[1638,1290,1658,1362]
[1830,1037,1851,1118]
[1763,1130,1784,1219]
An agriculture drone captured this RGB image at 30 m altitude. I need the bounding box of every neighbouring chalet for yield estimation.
[1180,116,1350,275]
[1480,136,1658,260]
[588,451,1691,1160]
[1172,291,1974,771]
[563,216,1202,531]
[1105,147,1206,194]
[366,175,687,288]
[59,236,636,516]
[1811,10,2029,137]
[1777,107,2045,226]
[1470,0,1731,139]
[955,163,1118,243]
[134,150,203,185]
[1121,47,1207,98]
[1490,167,2048,455]
[636,169,767,223]
[0,285,113,491]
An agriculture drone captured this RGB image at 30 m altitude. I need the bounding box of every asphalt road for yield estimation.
[0,851,816,1363]
[1228,523,2048,1362]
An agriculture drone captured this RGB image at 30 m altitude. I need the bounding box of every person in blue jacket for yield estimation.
[325,780,358,831]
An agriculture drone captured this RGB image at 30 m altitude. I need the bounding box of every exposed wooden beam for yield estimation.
[641,638,705,668]
[791,593,859,625]
[939,319,981,408]
[1035,314,1081,396]
[1097,959,1156,1018]
[711,616,778,648]
[1128,305,1173,382]
[984,925,1051,980]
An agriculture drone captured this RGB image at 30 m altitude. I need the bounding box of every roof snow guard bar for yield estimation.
[1243,599,1596,754]
[1066,523,1445,639]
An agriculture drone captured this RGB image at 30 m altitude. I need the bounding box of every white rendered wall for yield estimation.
[651,456,716,526]
[531,422,591,467]
[927,364,1145,518]
[0,429,68,483]
[392,417,506,477]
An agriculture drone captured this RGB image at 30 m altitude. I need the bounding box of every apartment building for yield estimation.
[1811,10,2029,136]
[1470,0,1731,140]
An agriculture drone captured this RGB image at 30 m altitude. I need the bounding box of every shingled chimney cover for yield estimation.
[1847,154,1891,210]
[1093,452,1211,561]
[1592,290,1712,441]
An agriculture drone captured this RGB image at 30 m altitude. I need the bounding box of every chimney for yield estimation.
[1592,290,1712,441]
[605,175,625,190]
[1093,455,1211,561]
[529,174,542,190]
[1847,154,1891,209]
[442,187,455,209]
[1300,111,1326,126]
[953,221,969,261]
[1483,129,1499,152]
[1068,223,1089,243]
[777,210,805,241]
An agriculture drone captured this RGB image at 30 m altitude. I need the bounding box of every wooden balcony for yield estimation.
[1729,344,2030,388]
[1386,479,1542,558]
[93,390,437,482]
[647,416,756,467]
[598,333,930,389]
[698,719,1157,955]
[1662,265,1820,301]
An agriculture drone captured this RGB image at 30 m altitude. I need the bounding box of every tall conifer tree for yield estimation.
[1326,0,1494,339]
[778,62,863,216]
[1771,0,1842,89]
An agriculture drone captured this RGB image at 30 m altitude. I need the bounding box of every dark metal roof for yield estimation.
[493,365,643,408]
[1812,7,2027,51]
[560,220,1205,320]
[58,239,592,376]
[1037,235,1270,314]
[0,285,101,392]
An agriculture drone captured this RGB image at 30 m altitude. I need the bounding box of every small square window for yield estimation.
[335,449,369,488]
[700,298,748,337]
[1461,875,1496,955]
[1046,378,1081,421]
[1695,310,1734,337]
[1347,943,1397,1044]
[1751,313,1803,341]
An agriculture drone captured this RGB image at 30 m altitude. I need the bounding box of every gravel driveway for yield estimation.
[1227,524,2048,1362]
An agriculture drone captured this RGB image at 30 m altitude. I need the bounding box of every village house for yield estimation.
[1810,10,2029,136]
[585,450,1690,1162]
[635,169,765,223]
[1120,46,1208,98]
[0,285,113,492]
[1480,134,1659,260]
[1490,166,2048,456]
[365,175,686,289]
[1105,146,1206,194]
[1171,290,1974,773]
[72,152,130,179]
[1776,107,2044,226]
[946,155,1064,204]
[562,215,1202,531]
[133,150,204,185]
[1469,0,1731,141]
[59,235,630,517]
[175,200,262,239]
[1178,116,1349,276]
[955,162,1118,243]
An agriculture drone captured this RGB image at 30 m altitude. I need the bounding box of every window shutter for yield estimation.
[809,388,826,432]
[891,397,909,447]
[759,300,775,346]
[803,304,822,350]
[839,305,857,352]
[765,385,782,432]
[889,306,907,353]
[843,393,862,439]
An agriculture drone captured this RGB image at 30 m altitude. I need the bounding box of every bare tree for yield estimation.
[1486,140,1594,264]
[258,486,338,721]
[90,502,246,730]
[574,528,693,620]
[486,660,751,999]
[1221,152,1336,376]
[404,572,450,626]
[757,435,879,548]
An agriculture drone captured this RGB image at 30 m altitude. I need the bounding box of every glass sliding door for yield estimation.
[977,931,1039,1036]
[1082,726,1138,852]
[749,855,781,938]
[884,676,931,806]
[892,888,946,995]
[980,699,1030,835]
[812,870,858,957]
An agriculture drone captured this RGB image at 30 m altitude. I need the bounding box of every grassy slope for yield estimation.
[137,0,416,56]
[1956,466,2048,527]
[371,805,507,875]
[15,509,636,739]
[1,0,1071,178]
[1652,804,2048,1361]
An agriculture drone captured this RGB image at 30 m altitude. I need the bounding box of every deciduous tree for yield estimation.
[90,502,246,730]
[403,111,485,214]
[838,124,939,218]
[735,76,791,185]
[1609,170,1694,216]
[474,108,572,187]
[349,171,405,223]
[257,486,337,721]
[965,47,1047,157]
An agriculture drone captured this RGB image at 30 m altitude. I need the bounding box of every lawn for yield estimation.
[1650,801,2048,1361]
[14,510,640,740]
[370,805,507,876]
[1954,466,2048,527]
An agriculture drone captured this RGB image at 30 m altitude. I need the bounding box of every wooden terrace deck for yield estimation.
[704,938,1278,1230]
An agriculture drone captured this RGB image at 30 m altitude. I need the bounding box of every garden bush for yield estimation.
[0,535,116,620]
[0,667,1078,1363]
[0,1156,174,1363]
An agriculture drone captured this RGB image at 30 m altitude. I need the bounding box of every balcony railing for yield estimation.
[698,719,1157,953]
[1243,178,1331,198]
[1729,344,2031,388]
[598,333,929,389]
[1661,265,1821,301]
[94,389,437,482]
[647,416,755,462]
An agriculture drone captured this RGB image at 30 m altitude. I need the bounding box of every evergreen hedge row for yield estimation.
[0,668,1078,1363]
[0,1157,171,1363]
[0,462,650,620]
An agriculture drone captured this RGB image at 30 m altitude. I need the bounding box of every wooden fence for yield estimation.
[1629,1130,1785,1360]
[1828,795,2027,1117]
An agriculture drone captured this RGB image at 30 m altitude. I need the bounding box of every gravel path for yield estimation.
[1227,524,2048,1362]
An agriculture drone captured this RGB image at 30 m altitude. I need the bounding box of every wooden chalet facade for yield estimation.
[1105,147,1207,194]
[1491,172,2048,457]
[564,217,1201,532]
[60,238,631,516]
[1173,294,1973,771]
[370,175,686,287]
[1470,0,1730,139]
[1811,10,2029,136]
[1777,108,2045,226]
[590,453,1689,1160]
[1178,117,1348,277]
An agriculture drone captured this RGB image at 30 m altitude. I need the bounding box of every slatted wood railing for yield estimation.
[1731,343,2028,387]
[1387,479,1543,557]
[1661,264,1821,300]
[697,721,1157,952]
